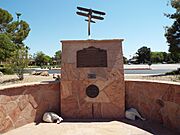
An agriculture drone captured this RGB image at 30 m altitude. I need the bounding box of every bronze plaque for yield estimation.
[88,73,96,79]
[77,46,107,67]
[86,85,99,98]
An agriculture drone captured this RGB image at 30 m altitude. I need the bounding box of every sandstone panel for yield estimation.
[125,80,180,132]
[61,39,125,120]
[0,82,60,133]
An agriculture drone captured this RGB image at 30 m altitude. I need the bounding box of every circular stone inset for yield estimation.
[86,85,99,98]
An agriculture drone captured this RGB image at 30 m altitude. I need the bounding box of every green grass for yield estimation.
[165,68,180,75]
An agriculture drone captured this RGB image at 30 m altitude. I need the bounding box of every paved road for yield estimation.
[124,64,179,75]
[124,69,172,75]
[124,64,179,70]
[27,64,180,75]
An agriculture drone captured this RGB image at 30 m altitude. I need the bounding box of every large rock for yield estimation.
[31,71,41,75]
[43,112,63,124]
[35,72,41,75]
[40,71,49,76]
[30,71,36,75]
[0,71,3,77]
[125,108,145,121]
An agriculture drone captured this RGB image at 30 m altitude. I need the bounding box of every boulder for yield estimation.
[31,71,41,75]
[125,108,145,121]
[40,71,49,76]
[43,112,63,124]
[31,71,36,75]
[35,72,41,75]
[0,71,3,77]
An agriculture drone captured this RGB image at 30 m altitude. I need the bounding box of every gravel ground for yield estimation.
[0,74,55,86]
[0,74,180,87]
[125,74,180,82]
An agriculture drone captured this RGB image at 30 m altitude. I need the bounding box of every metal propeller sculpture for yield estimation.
[76,6,106,37]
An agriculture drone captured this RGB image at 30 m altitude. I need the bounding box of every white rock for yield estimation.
[43,112,63,124]
[40,71,49,76]
[31,71,36,75]
[0,71,3,76]
[125,108,145,121]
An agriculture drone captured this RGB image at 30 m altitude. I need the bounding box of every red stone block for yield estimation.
[61,40,125,120]
[0,105,6,126]
[28,95,38,109]
[174,93,180,104]
[0,118,14,133]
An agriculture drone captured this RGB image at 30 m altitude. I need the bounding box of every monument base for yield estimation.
[61,39,125,120]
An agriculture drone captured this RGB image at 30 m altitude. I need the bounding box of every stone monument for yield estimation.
[61,39,125,120]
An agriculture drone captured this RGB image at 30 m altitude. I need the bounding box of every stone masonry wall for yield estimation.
[0,82,60,133]
[1,79,179,133]
[61,40,125,120]
[125,80,180,132]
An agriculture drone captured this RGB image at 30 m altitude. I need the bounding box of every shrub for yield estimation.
[165,69,180,75]
[0,68,14,75]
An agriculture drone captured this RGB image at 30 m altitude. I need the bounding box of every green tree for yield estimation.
[160,52,177,63]
[0,8,13,33]
[34,51,46,66]
[0,34,15,63]
[34,51,52,66]
[44,55,52,65]
[8,20,30,80]
[165,0,180,54]
[54,50,61,65]
[162,52,169,62]
[170,53,180,63]
[0,8,15,63]
[123,56,128,64]
[136,46,151,64]
[10,45,29,80]
[6,20,30,44]
[0,8,30,79]
[151,52,164,63]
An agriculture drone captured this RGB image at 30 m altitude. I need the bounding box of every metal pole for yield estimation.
[88,15,91,36]
[16,13,21,22]
[88,10,92,37]
[17,16,19,22]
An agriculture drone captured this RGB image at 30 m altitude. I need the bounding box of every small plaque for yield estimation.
[86,85,99,98]
[88,73,96,79]
[77,46,107,68]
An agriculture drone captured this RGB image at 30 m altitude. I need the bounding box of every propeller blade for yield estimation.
[77,7,90,12]
[85,19,96,23]
[77,7,105,16]
[76,12,89,17]
[92,10,106,15]
[91,15,104,20]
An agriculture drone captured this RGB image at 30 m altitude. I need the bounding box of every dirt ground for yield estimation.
[125,74,180,83]
[0,74,55,86]
[3,120,179,135]
[0,74,180,87]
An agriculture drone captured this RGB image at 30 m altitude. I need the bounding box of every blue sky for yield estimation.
[0,0,175,58]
